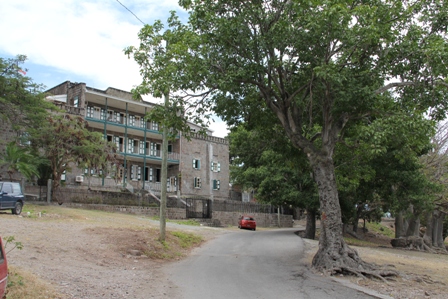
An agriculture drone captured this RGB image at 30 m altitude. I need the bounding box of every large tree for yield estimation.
[30,115,117,203]
[127,0,448,275]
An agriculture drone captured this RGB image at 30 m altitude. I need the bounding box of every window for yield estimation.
[194,177,202,189]
[213,180,220,190]
[107,110,114,121]
[129,115,135,127]
[193,159,200,169]
[128,139,134,153]
[73,96,79,107]
[150,142,161,157]
[86,106,94,118]
[93,107,101,119]
[100,108,106,120]
[139,141,145,155]
[131,165,141,180]
[211,161,221,172]
[152,121,159,131]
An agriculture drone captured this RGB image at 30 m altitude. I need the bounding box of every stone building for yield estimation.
[2,81,229,200]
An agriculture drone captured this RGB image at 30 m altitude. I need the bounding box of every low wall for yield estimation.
[53,203,292,227]
[64,203,186,219]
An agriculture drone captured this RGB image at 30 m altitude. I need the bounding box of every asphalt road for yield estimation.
[165,228,378,299]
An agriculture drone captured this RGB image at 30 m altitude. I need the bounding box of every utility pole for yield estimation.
[159,91,169,242]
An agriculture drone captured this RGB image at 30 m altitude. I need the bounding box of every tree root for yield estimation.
[312,241,399,281]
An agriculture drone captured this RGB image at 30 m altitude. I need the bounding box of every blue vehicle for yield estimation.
[0,182,24,215]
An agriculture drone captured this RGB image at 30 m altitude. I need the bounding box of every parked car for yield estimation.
[238,215,256,231]
[0,182,25,215]
[0,237,7,299]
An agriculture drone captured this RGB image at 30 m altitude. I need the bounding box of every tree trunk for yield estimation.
[405,206,420,237]
[434,212,445,248]
[310,155,365,273]
[395,211,406,238]
[304,209,316,240]
[423,211,434,247]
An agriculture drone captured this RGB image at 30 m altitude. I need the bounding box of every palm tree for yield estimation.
[0,142,41,180]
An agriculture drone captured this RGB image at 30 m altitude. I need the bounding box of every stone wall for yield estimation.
[65,202,186,219]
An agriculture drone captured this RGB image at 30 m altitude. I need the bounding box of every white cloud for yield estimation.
[0,0,180,91]
[0,0,229,137]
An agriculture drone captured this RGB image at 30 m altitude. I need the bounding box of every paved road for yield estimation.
[165,228,378,299]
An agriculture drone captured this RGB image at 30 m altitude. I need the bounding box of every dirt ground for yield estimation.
[1,206,223,299]
[1,205,448,299]
[301,221,448,299]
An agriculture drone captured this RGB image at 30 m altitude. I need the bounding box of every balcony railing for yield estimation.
[55,103,85,116]
[117,147,180,161]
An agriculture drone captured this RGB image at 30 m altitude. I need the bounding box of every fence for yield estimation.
[212,200,293,215]
[24,184,294,227]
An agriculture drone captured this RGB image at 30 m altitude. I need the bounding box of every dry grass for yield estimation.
[5,266,66,299]
[5,204,209,299]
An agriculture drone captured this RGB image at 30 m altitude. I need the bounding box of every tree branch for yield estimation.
[374,82,419,94]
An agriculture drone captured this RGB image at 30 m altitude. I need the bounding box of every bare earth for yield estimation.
[1,206,448,299]
[1,207,223,299]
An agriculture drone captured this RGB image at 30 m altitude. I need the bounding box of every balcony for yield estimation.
[116,145,180,162]
[55,103,85,116]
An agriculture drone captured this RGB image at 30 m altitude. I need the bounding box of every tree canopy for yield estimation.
[128,0,448,276]
[29,115,118,202]
[0,55,53,132]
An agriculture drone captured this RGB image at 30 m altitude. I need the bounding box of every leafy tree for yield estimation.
[0,141,42,180]
[419,122,448,250]
[229,107,319,238]
[30,115,117,203]
[0,55,53,132]
[128,0,448,276]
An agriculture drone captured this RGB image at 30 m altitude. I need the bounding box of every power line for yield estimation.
[115,0,146,25]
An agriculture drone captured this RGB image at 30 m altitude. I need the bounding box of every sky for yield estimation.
[0,0,229,138]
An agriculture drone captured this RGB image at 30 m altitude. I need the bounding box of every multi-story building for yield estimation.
[45,81,229,200]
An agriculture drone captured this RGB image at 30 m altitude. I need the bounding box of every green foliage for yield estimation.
[366,222,395,239]
[129,0,448,267]
[171,231,203,248]
[0,141,42,180]
[0,55,54,131]
[4,235,24,254]
[125,12,212,140]
[29,115,118,199]
[7,272,25,288]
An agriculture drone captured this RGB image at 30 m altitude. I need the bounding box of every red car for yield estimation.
[238,215,256,231]
[0,237,7,299]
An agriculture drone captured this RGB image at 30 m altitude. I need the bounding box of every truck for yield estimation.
[0,182,24,215]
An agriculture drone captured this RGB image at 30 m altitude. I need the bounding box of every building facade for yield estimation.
[43,81,229,200]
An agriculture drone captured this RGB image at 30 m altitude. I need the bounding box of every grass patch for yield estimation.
[344,237,379,247]
[171,231,203,248]
[150,217,201,226]
[365,221,395,238]
[140,230,203,259]
[6,266,66,299]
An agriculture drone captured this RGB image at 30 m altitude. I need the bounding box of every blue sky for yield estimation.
[0,0,228,137]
